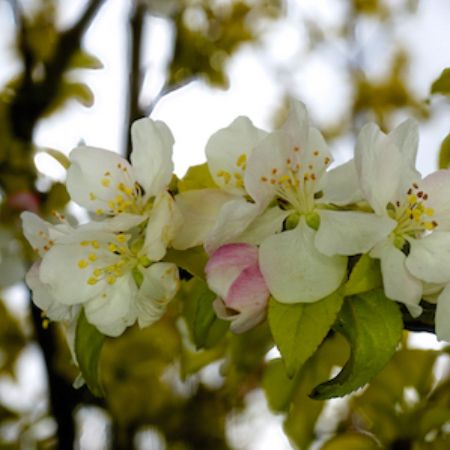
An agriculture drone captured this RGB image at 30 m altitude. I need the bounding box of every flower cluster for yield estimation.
[22,101,450,342]
[22,119,180,337]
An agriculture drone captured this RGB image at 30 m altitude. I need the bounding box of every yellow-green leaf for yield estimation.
[163,246,208,280]
[178,163,217,192]
[311,289,402,400]
[320,433,380,450]
[268,289,344,378]
[344,254,382,296]
[438,133,450,169]
[431,68,450,96]
[75,310,105,397]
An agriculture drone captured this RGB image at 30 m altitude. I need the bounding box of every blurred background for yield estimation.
[0,0,450,449]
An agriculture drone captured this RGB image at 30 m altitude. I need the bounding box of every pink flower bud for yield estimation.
[8,191,40,213]
[205,243,269,333]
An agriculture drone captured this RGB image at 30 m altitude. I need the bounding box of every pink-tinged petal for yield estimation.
[226,264,269,310]
[130,118,174,198]
[206,116,267,196]
[436,284,450,342]
[66,146,137,215]
[419,170,450,230]
[213,297,266,334]
[259,219,347,303]
[370,240,423,317]
[172,189,235,250]
[315,210,396,256]
[7,191,40,213]
[406,233,450,284]
[205,243,258,300]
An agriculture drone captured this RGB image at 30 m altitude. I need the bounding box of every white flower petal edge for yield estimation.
[259,219,347,303]
[315,210,396,257]
[370,241,423,317]
[206,116,267,196]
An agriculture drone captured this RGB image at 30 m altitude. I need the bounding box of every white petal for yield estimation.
[244,130,291,206]
[95,213,145,232]
[436,284,450,342]
[206,116,267,195]
[406,233,450,284]
[84,275,137,337]
[26,263,78,321]
[172,189,235,250]
[259,219,347,303]
[315,210,396,256]
[135,262,179,328]
[130,118,174,197]
[143,191,180,261]
[419,170,450,230]
[205,243,258,299]
[321,159,364,205]
[281,99,309,148]
[205,198,262,254]
[236,206,289,246]
[370,240,423,317]
[389,119,419,171]
[355,123,406,215]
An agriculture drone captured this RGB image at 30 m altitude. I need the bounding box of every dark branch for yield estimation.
[9,0,107,142]
[124,1,146,159]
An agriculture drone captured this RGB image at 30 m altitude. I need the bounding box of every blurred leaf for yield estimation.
[69,50,103,70]
[311,290,402,400]
[75,310,105,397]
[283,334,349,449]
[45,81,94,117]
[41,148,70,169]
[345,254,382,296]
[431,68,450,96]
[182,277,229,349]
[320,433,380,449]
[178,163,217,192]
[164,246,208,279]
[268,290,343,378]
[42,182,70,213]
[438,133,450,169]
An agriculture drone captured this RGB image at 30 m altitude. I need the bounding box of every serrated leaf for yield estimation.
[178,163,218,192]
[268,289,344,378]
[438,133,450,169]
[344,254,382,296]
[75,310,105,397]
[164,246,208,279]
[431,68,450,96]
[310,289,402,400]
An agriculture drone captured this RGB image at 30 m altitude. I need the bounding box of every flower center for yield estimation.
[389,182,437,238]
[216,153,247,189]
[90,164,145,216]
[260,146,330,215]
[77,233,150,286]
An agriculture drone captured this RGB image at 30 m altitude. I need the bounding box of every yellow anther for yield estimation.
[80,241,89,246]
[108,200,116,210]
[278,175,290,184]
[78,260,89,269]
[116,234,127,243]
[407,194,417,204]
[424,222,434,230]
[425,208,434,217]
[108,243,117,252]
[236,153,247,167]
[42,319,49,330]
[87,277,98,285]
[101,178,111,187]
[217,170,231,183]
[93,268,102,277]
[107,276,116,285]
[104,171,111,176]
[91,240,100,249]
[88,253,97,262]
[89,192,97,201]
[96,209,104,215]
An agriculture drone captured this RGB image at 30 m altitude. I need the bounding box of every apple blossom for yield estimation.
[205,243,269,333]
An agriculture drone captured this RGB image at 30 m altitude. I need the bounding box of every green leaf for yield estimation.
[41,148,70,169]
[69,50,103,70]
[268,289,344,378]
[178,163,217,192]
[311,289,403,400]
[344,254,382,296]
[320,433,380,450]
[75,310,105,397]
[438,133,450,169]
[163,246,208,280]
[182,277,229,349]
[431,68,450,96]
